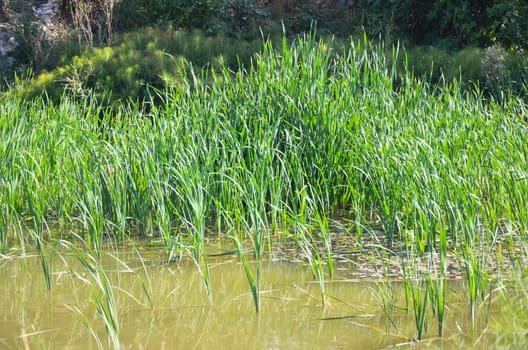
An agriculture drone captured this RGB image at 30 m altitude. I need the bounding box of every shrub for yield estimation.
[403,44,528,101]
[11,27,266,104]
[114,0,224,31]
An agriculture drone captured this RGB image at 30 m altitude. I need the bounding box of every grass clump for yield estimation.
[1,31,527,339]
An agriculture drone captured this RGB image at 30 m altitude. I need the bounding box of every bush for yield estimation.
[355,0,528,51]
[404,46,481,85]
[114,0,224,31]
[403,44,528,100]
[10,27,266,104]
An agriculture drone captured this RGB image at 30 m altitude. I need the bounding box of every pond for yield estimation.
[0,241,502,349]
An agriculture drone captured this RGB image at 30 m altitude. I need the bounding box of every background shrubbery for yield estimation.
[10,28,267,104]
[9,29,526,105]
[403,45,528,98]
[1,0,527,103]
[114,0,224,31]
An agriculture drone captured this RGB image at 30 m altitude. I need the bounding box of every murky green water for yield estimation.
[0,242,496,349]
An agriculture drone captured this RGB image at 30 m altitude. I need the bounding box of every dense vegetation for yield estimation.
[1,34,528,341]
[1,1,528,347]
[1,1,528,104]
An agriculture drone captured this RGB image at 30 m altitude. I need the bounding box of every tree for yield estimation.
[486,0,528,51]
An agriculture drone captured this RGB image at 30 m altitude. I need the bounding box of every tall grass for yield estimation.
[1,31,527,339]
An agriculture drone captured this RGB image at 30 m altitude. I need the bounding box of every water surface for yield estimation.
[0,244,493,349]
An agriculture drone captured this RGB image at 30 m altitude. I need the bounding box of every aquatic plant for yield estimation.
[66,244,120,349]
[58,239,153,350]
[0,31,527,340]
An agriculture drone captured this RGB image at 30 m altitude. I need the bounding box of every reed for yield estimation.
[461,242,489,334]
[434,226,448,336]
[292,218,327,305]
[0,213,5,253]
[55,246,120,349]
[401,246,431,341]
[377,271,400,334]
[411,277,429,341]
[0,30,527,336]
[58,239,153,349]
[232,234,261,312]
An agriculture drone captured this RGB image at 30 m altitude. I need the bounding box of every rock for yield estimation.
[0,0,65,65]
[32,0,63,40]
[0,24,16,56]
[32,0,62,24]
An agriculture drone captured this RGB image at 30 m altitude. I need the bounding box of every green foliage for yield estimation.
[114,0,278,40]
[485,1,528,51]
[114,0,224,30]
[355,0,415,44]
[403,44,528,100]
[206,0,272,39]
[11,28,265,103]
[1,34,528,334]
[357,0,528,51]
[403,46,482,85]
